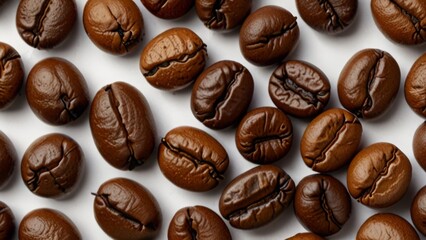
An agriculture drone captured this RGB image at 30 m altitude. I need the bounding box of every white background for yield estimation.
[1,0,426,239]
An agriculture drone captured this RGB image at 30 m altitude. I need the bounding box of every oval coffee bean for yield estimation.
[413,121,426,171]
[0,131,16,189]
[405,53,426,117]
[191,60,254,129]
[338,48,400,118]
[269,60,330,118]
[141,0,194,19]
[219,165,295,229]
[168,205,232,240]
[90,81,156,171]
[0,42,24,110]
[411,186,426,236]
[158,126,229,192]
[140,27,207,91]
[0,201,15,240]
[347,142,412,208]
[93,178,162,240]
[287,232,325,240]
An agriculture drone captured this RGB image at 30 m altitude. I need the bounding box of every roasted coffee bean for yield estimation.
[16,0,77,49]
[405,53,426,117]
[93,178,161,240]
[269,60,330,118]
[294,174,351,236]
[371,0,426,45]
[0,42,24,110]
[140,27,207,91]
[347,142,412,208]
[168,205,231,240]
[195,0,251,30]
[239,5,299,66]
[141,0,194,19]
[413,121,426,171]
[219,165,295,229]
[411,186,426,236]
[0,201,15,240]
[158,126,228,192]
[191,60,254,129]
[236,107,293,164]
[338,48,400,119]
[90,81,156,171]
[26,57,89,126]
[19,208,81,240]
[357,213,420,240]
[0,131,16,189]
[21,133,84,198]
[83,0,144,55]
[286,232,325,240]
[300,108,362,172]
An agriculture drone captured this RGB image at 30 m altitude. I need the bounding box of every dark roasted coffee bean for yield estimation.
[93,178,161,240]
[158,126,229,192]
[0,201,15,240]
[405,53,426,117]
[413,121,426,171]
[141,0,194,19]
[191,60,254,129]
[287,232,325,240]
[0,42,24,110]
[0,131,16,189]
[411,186,426,236]
[269,60,330,118]
[219,165,295,229]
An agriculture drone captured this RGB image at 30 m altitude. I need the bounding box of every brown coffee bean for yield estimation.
[414,121,426,171]
[93,177,162,240]
[168,205,231,240]
[347,142,412,208]
[269,60,330,118]
[0,201,15,240]
[405,53,426,117]
[191,60,254,129]
[219,165,295,229]
[338,48,400,118]
[158,126,229,192]
[411,186,426,236]
[90,81,156,171]
[140,27,207,91]
[0,131,16,189]
[141,0,194,19]
[287,232,325,240]
[16,0,77,49]
[300,108,362,172]
[0,42,24,110]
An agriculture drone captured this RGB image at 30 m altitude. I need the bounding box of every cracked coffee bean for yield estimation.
[158,126,229,192]
[338,48,400,119]
[371,0,426,45]
[300,108,362,173]
[0,131,16,189]
[83,0,144,55]
[405,53,426,117]
[347,142,412,208]
[26,57,89,126]
[296,0,358,34]
[0,201,15,240]
[16,0,77,49]
[294,174,351,237]
[195,0,252,30]
[0,42,24,110]
[287,232,325,240]
[19,208,81,240]
[141,0,194,19]
[93,177,161,240]
[140,27,207,91]
[191,60,254,129]
[239,5,299,66]
[219,165,295,229]
[269,60,330,118]
[168,205,231,240]
[90,81,156,171]
[236,107,293,164]
[411,186,426,236]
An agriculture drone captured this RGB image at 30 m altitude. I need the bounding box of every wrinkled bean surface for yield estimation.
[405,53,426,117]
[0,201,15,240]
[0,131,16,189]
[0,42,24,110]
[141,0,194,19]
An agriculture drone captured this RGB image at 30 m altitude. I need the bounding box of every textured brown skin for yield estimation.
[300,108,362,173]
[219,165,295,229]
[0,131,16,189]
[371,0,426,45]
[0,201,15,240]
[269,60,330,118]
[168,205,232,240]
[16,0,76,49]
[356,213,420,240]
[411,186,426,236]
[83,0,144,55]
[296,0,358,34]
[413,122,426,171]
[236,107,293,164]
[26,57,89,126]
[141,0,194,19]
[158,126,228,192]
[140,27,207,91]
[338,48,400,119]
[347,142,412,208]
[195,0,252,30]
[405,53,426,117]
[93,178,161,240]
[286,232,326,240]
[239,5,299,66]
[21,133,84,198]
[191,60,254,129]
[90,81,156,171]
[0,42,24,110]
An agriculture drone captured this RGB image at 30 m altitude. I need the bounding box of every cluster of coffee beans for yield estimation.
[1,0,426,239]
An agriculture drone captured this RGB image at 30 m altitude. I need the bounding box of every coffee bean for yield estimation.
[405,53,426,117]
[411,186,426,236]
[357,213,419,239]
[287,232,325,240]
[413,121,426,171]
[0,131,16,189]
[0,42,24,110]
[158,126,229,192]
[0,201,15,240]
[141,0,194,19]
[219,165,295,229]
